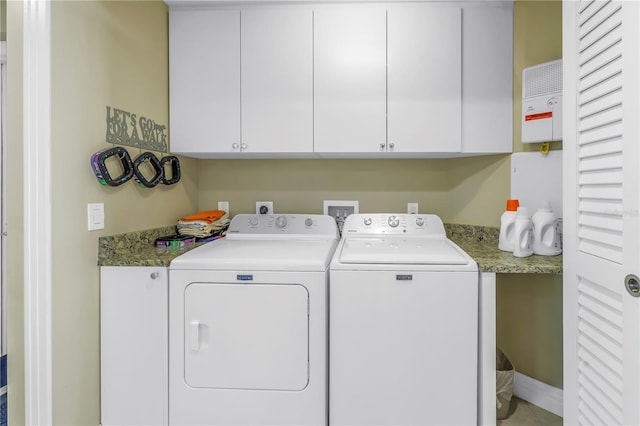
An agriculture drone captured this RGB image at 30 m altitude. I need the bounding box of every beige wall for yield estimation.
[8,1,199,424]
[6,1,24,424]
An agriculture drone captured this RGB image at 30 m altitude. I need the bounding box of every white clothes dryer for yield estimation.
[329,214,479,426]
[169,214,339,426]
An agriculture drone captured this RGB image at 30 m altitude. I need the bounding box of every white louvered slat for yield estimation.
[579,88,621,118]
[578,0,614,34]
[578,212,623,232]
[578,199,622,215]
[578,387,619,425]
[578,362,624,406]
[578,306,623,345]
[578,227,623,251]
[578,106,621,132]
[579,139,623,159]
[578,22,621,67]
[578,185,622,199]
[578,319,623,361]
[579,372,624,423]
[578,121,622,145]
[578,64,621,95]
[578,153,622,171]
[577,240,623,264]
[578,345,624,394]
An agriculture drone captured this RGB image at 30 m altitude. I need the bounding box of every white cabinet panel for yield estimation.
[169,10,240,155]
[241,9,313,153]
[387,6,462,153]
[314,6,387,153]
[461,5,513,153]
[100,267,168,426]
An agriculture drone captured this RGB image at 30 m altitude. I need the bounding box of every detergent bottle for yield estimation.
[532,203,562,256]
[513,207,534,258]
[498,199,519,252]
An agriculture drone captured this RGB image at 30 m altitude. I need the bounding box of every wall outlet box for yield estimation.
[324,200,359,234]
[218,201,229,213]
[408,203,419,214]
[256,201,273,215]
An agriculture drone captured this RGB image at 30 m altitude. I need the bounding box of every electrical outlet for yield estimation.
[408,203,419,214]
[324,200,359,234]
[218,201,229,213]
[256,201,273,215]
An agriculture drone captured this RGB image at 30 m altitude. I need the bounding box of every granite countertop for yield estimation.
[98,223,563,274]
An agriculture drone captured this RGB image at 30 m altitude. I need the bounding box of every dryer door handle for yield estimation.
[190,320,201,351]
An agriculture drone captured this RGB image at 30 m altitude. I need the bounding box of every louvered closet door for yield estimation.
[564,1,640,425]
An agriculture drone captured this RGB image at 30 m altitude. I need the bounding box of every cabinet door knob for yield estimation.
[150,272,159,279]
[241,143,248,150]
[232,143,239,150]
[389,143,395,149]
[380,143,386,150]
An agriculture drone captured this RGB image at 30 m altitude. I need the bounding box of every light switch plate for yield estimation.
[87,203,104,231]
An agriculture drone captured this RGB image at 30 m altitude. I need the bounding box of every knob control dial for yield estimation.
[305,218,313,227]
[364,217,372,226]
[415,217,425,227]
[388,215,400,228]
[275,215,288,229]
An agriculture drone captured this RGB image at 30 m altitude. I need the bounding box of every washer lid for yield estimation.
[339,236,470,265]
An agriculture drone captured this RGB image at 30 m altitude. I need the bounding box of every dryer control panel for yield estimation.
[226,214,340,239]
[341,214,446,236]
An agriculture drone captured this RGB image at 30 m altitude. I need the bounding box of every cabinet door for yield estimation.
[100,267,168,425]
[241,9,313,154]
[387,6,462,153]
[314,6,387,153]
[169,10,240,155]
[461,5,513,153]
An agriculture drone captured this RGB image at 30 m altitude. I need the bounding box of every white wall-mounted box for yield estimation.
[522,59,563,143]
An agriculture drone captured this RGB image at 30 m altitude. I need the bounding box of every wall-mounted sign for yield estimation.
[106,106,168,152]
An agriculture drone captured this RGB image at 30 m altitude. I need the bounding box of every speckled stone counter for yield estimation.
[98,223,563,273]
[97,225,206,267]
[445,223,562,274]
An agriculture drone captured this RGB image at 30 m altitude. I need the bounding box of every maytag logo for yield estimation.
[396,275,413,281]
[237,274,253,281]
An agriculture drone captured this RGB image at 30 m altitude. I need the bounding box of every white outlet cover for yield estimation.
[256,201,273,214]
[218,201,229,213]
[323,200,359,215]
[87,203,104,231]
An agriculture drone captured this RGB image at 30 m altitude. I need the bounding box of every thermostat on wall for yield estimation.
[522,59,563,143]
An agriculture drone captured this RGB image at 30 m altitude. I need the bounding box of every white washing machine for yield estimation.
[329,214,479,426]
[169,214,339,425]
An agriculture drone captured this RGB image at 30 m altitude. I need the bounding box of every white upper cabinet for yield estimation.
[387,5,462,153]
[169,10,241,155]
[314,6,387,154]
[461,4,513,153]
[241,9,313,154]
[168,2,513,158]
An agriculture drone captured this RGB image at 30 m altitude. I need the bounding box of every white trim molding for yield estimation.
[23,0,53,425]
[514,372,563,418]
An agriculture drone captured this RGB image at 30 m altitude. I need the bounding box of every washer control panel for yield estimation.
[226,214,340,239]
[342,214,446,236]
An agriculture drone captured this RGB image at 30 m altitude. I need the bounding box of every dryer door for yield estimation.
[184,283,309,391]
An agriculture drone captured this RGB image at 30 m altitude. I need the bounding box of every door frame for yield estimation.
[23,0,53,424]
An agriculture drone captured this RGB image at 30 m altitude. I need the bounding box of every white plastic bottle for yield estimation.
[498,199,520,252]
[513,207,534,258]
[532,203,562,256]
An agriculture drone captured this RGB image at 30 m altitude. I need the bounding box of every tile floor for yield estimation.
[497,397,563,426]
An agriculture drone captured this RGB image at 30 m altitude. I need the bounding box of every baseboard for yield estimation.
[513,372,563,418]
